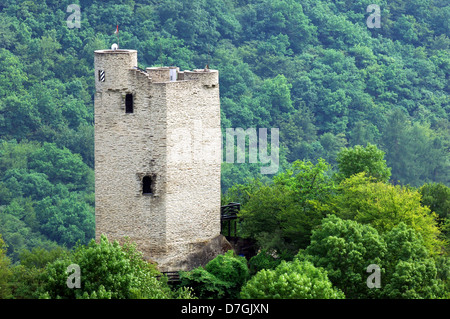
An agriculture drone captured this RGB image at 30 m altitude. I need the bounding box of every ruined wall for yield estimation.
[94,49,224,271]
[163,70,222,269]
[94,50,169,259]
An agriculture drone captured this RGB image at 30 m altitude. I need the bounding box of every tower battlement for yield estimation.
[95,49,218,88]
[94,49,228,271]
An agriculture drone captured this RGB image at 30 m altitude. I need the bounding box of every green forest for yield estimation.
[0,0,449,299]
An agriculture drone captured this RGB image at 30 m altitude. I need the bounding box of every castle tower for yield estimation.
[94,49,228,271]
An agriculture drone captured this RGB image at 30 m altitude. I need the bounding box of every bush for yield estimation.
[179,250,249,299]
[240,259,345,299]
[38,235,189,299]
[178,267,232,299]
[248,249,283,275]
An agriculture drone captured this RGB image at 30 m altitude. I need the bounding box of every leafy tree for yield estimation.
[179,250,249,299]
[299,215,448,299]
[240,259,345,299]
[279,106,318,162]
[178,267,231,299]
[34,193,95,248]
[28,142,93,191]
[220,162,270,195]
[55,124,94,169]
[336,143,391,182]
[325,173,444,254]
[238,159,335,253]
[221,177,264,207]
[39,235,191,299]
[1,168,54,201]
[0,140,40,173]
[381,223,447,299]
[237,0,317,52]
[420,183,450,249]
[317,132,348,165]
[247,249,284,276]
[0,201,60,263]
[0,94,40,140]
[420,183,450,222]
[0,48,27,98]
[381,108,449,186]
[8,246,69,299]
[19,246,69,269]
[435,256,450,295]
[204,250,249,298]
[348,121,381,147]
[0,235,12,298]
[254,74,295,126]
[383,259,447,299]
[299,215,386,298]
[3,197,39,232]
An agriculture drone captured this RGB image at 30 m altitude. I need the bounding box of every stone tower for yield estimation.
[94,49,229,271]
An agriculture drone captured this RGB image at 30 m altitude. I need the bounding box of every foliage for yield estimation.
[18,246,69,269]
[299,214,386,298]
[204,250,249,298]
[420,182,450,251]
[299,215,447,299]
[381,223,447,299]
[381,108,450,187]
[178,266,232,299]
[38,235,189,299]
[0,235,12,298]
[240,259,345,299]
[179,250,249,299]
[420,183,450,222]
[0,139,94,262]
[35,193,95,248]
[247,249,283,276]
[0,0,449,299]
[28,142,93,192]
[325,173,444,254]
[336,143,391,182]
[237,159,335,253]
[8,246,69,299]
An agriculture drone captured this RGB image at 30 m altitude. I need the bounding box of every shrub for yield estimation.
[240,259,345,299]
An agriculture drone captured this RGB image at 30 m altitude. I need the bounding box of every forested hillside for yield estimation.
[0,0,449,299]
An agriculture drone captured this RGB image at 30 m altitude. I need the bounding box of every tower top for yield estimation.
[94,48,218,86]
[94,49,137,54]
[94,49,138,91]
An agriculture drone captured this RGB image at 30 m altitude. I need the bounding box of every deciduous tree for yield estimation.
[240,259,344,299]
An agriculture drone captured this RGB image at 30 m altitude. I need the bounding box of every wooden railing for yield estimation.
[220,202,241,238]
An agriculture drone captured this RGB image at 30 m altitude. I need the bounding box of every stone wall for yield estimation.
[94,49,225,271]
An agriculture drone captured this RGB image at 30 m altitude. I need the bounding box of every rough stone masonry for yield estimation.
[94,49,231,272]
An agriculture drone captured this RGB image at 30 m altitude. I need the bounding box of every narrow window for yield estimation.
[142,176,152,194]
[98,70,105,82]
[125,93,133,113]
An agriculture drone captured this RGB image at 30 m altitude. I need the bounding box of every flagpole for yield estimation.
[115,24,119,49]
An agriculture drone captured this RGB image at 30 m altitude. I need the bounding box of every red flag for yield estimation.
[114,25,118,34]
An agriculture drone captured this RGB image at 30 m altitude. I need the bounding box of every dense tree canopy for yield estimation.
[324,173,443,254]
[298,215,448,299]
[240,259,345,299]
[38,235,193,299]
[0,0,448,300]
[336,143,391,182]
[178,250,249,299]
[237,159,335,254]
